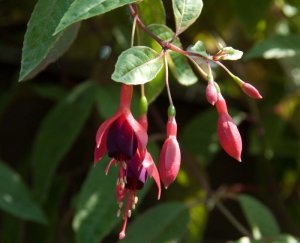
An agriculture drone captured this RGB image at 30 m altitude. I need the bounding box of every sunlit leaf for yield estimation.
[216,47,243,60]
[19,0,80,81]
[238,194,280,239]
[148,24,198,86]
[31,82,98,203]
[111,46,163,85]
[245,35,300,59]
[73,159,119,243]
[54,0,138,34]
[0,162,46,224]
[172,0,203,35]
[138,0,166,25]
[189,40,209,58]
[122,202,189,243]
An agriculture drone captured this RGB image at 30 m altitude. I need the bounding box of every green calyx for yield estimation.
[140,95,148,115]
[168,105,176,117]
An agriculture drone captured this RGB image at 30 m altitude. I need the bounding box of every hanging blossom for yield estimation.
[94,85,161,240]
[159,107,181,189]
[216,93,242,162]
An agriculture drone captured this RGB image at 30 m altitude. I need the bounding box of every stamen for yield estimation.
[122,161,127,170]
[116,178,120,185]
[132,204,136,210]
[118,202,123,208]
[117,209,121,218]
[124,176,127,184]
[134,196,138,204]
[128,210,132,218]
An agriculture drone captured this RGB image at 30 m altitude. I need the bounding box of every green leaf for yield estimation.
[172,0,203,35]
[245,35,300,59]
[31,82,98,203]
[145,68,165,104]
[189,41,209,58]
[217,47,243,60]
[111,46,164,85]
[122,202,189,243]
[73,159,119,243]
[234,235,300,243]
[19,0,80,81]
[147,24,198,86]
[181,109,219,165]
[54,0,137,34]
[169,51,198,86]
[138,0,166,25]
[0,162,46,224]
[238,194,280,239]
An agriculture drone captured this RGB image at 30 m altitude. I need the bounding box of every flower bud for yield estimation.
[206,82,218,106]
[217,112,242,162]
[159,117,181,189]
[241,82,262,99]
[215,93,228,114]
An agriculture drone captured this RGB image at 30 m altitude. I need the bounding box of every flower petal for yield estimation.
[95,111,121,147]
[94,142,107,165]
[143,152,161,199]
[126,112,148,149]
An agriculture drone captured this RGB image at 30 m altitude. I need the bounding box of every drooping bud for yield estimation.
[206,82,218,106]
[215,93,228,114]
[217,112,242,162]
[241,82,263,99]
[159,116,181,189]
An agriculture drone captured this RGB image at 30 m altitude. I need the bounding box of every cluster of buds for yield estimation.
[205,76,262,161]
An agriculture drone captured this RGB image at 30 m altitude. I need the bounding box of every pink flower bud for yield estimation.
[159,117,181,189]
[241,82,262,99]
[217,112,242,162]
[215,94,228,114]
[206,82,218,106]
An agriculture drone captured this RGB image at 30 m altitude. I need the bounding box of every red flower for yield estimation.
[95,90,161,240]
[94,84,147,164]
[159,116,181,189]
[107,149,161,240]
[216,94,242,162]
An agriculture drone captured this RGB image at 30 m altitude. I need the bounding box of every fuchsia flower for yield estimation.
[216,94,242,162]
[159,116,181,189]
[94,84,147,163]
[94,85,160,240]
[241,81,263,99]
[206,81,218,106]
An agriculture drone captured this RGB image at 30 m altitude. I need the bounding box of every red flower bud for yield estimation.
[159,117,181,189]
[217,112,242,162]
[215,94,228,114]
[241,82,262,99]
[206,82,218,106]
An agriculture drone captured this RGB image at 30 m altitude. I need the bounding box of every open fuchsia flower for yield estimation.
[159,115,181,189]
[94,85,160,240]
[216,94,242,162]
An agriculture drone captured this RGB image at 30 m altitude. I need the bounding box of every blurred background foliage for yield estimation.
[0,0,300,242]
